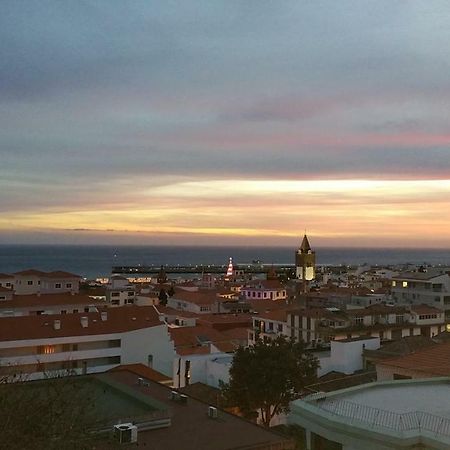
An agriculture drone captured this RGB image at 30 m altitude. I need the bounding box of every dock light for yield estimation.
[446,324,450,333]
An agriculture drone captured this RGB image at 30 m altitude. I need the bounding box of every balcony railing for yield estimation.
[305,397,450,438]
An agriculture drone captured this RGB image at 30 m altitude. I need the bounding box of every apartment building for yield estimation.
[391,269,450,315]
[241,280,287,301]
[0,306,175,381]
[285,304,448,347]
[106,275,136,306]
[11,269,81,295]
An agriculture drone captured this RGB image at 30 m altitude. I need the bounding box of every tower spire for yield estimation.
[300,234,312,253]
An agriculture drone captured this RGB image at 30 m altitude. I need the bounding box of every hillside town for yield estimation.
[1,236,450,449]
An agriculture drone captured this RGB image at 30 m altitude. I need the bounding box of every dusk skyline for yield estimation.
[1,1,450,247]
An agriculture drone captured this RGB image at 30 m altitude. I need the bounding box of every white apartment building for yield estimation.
[0,273,14,289]
[106,275,136,306]
[0,306,175,381]
[391,269,450,315]
[12,270,81,295]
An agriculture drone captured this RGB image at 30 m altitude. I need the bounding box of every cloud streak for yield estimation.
[0,1,449,245]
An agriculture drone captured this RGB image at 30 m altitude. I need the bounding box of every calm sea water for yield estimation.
[0,245,449,279]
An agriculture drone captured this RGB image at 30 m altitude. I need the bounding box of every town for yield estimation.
[1,236,450,449]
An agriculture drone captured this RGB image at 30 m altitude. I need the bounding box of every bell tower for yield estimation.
[295,234,315,285]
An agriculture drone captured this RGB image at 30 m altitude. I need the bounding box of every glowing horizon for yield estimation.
[1,2,450,248]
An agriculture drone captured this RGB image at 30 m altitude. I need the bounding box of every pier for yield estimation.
[111,264,295,275]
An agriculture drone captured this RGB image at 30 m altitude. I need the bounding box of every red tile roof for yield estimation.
[169,325,239,355]
[247,298,289,313]
[42,271,82,279]
[12,269,81,278]
[254,309,288,322]
[379,341,450,376]
[171,289,220,305]
[109,363,172,383]
[0,273,13,279]
[0,293,103,309]
[0,306,163,342]
[410,304,442,315]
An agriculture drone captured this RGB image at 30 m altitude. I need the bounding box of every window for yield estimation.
[0,296,5,301]
[111,292,120,297]
[66,283,72,288]
[355,317,364,325]
[55,283,61,289]
[27,280,33,285]
[402,281,408,288]
[148,354,153,368]
[84,307,89,312]
[277,323,283,333]
[61,310,67,314]
[73,309,79,313]
[111,300,120,305]
[127,291,134,296]
[268,322,274,331]
[392,281,397,287]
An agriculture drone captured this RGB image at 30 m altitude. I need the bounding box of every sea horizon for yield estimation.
[1,244,449,279]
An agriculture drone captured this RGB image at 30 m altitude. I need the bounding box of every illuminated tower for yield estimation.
[295,234,315,286]
[226,257,234,279]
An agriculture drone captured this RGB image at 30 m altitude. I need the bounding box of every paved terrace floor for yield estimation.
[332,382,450,418]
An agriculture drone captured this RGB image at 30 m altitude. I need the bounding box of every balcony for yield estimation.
[0,347,121,367]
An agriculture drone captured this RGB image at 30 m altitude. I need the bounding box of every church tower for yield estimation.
[295,234,315,283]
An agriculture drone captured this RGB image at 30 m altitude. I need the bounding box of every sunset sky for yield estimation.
[1,1,450,247]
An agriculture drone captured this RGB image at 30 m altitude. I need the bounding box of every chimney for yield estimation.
[53,319,61,330]
[81,316,88,328]
[101,311,108,321]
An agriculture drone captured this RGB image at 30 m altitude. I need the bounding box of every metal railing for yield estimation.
[307,397,450,437]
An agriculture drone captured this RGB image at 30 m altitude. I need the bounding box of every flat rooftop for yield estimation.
[330,381,450,418]
[106,369,294,449]
[292,378,450,447]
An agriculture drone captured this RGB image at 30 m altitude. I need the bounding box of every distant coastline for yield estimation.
[0,244,449,280]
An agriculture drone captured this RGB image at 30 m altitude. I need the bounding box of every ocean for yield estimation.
[0,245,449,279]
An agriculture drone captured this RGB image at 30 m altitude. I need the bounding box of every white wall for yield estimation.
[172,353,232,388]
[121,325,175,376]
[318,337,380,376]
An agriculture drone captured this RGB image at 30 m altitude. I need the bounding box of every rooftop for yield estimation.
[13,269,81,278]
[169,325,239,355]
[378,341,450,376]
[293,378,450,447]
[0,293,104,309]
[393,269,449,281]
[0,306,163,342]
[106,369,294,449]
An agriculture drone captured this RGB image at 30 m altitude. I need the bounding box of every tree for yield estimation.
[167,284,175,297]
[158,288,168,306]
[221,336,319,427]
